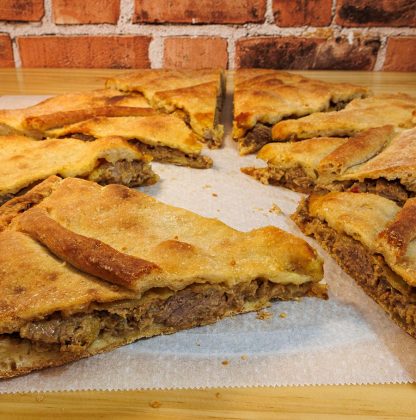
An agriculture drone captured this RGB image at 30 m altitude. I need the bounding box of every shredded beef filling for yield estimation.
[331,178,412,206]
[15,279,315,352]
[132,141,212,169]
[89,159,157,187]
[294,202,416,338]
[240,124,272,154]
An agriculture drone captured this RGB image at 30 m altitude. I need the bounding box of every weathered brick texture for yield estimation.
[384,37,416,71]
[0,0,44,21]
[52,0,120,24]
[0,35,14,67]
[134,0,266,24]
[235,37,380,70]
[273,0,332,27]
[336,0,416,27]
[164,37,228,69]
[18,36,151,68]
[0,1,414,70]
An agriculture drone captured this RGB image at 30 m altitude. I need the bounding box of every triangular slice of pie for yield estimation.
[46,115,212,169]
[243,126,416,205]
[0,89,154,138]
[0,135,157,206]
[0,176,326,378]
[272,93,416,142]
[293,192,416,338]
[106,69,225,148]
[233,69,369,155]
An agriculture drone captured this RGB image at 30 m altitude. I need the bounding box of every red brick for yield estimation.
[0,35,14,68]
[235,37,380,70]
[273,0,332,27]
[384,37,416,71]
[0,0,44,21]
[134,0,266,24]
[52,0,120,24]
[336,0,416,27]
[164,37,228,69]
[18,36,151,69]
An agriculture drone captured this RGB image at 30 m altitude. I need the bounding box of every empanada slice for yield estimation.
[272,93,416,142]
[243,126,416,205]
[0,89,153,138]
[293,192,416,338]
[0,177,326,379]
[0,135,157,205]
[233,69,368,155]
[46,115,212,169]
[106,69,225,148]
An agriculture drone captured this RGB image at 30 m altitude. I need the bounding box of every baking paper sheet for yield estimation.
[0,92,415,393]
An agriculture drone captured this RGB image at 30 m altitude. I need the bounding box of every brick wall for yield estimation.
[0,0,415,70]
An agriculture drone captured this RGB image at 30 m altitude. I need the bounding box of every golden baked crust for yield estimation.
[272,93,416,141]
[0,135,157,203]
[0,89,152,138]
[243,126,416,203]
[47,114,212,168]
[233,68,368,154]
[242,137,347,193]
[293,192,416,338]
[0,177,325,378]
[106,69,225,148]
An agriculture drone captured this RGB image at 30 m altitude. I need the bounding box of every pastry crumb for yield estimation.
[212,193,218,197]
[253,207,264,212]
[149,401,161,409]
[269,203,282,215]
[203,184,212,189]
[279,312,287,319]
[256,310,273,320]
[240,355,248,361]
[215,392,221,398]
[230,259,236,266]
[221,360,229,366]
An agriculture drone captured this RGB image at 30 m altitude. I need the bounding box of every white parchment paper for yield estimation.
[0,92,415,393]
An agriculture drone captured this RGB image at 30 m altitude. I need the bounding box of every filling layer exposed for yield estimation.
[9,279,318,354]
[294,201,416,338]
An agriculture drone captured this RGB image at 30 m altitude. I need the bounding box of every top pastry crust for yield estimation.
[0,176,324,331]
[0,89,153,138]
[272,93,416,141]
[233,68,369,139]
[0,135,152,197]
[46,115,204,155]
[305,192,416,287]
[106,69,225,147]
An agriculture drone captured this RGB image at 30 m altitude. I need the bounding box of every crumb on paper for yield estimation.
[149,401,162,409]
[215,392,221,398]
[212,193,218,197]
[240,355,248,361]
[256,310,273,320]
[253,207,264,212]
[279,312,287,319]
[203,184,212,189]
[269,203,282,215]
[221,360,229,366]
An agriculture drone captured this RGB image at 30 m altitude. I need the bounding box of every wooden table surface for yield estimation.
[0,69,415,419]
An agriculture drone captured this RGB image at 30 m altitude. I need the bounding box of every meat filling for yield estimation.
[239,123,272,154]
[15,279,317,352]
[133,142,212,169]
[330,178,412,206]
[88,159,158,187]
[242,165,316,194]
[294,202,416,338]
